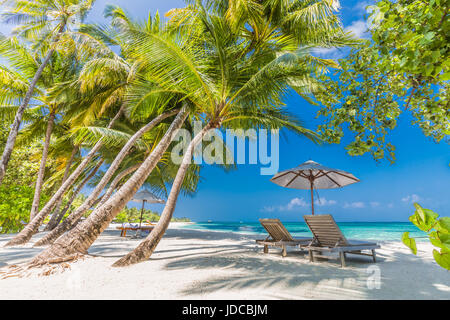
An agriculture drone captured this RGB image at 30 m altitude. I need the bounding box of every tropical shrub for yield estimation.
[0,184,49,233]
[402,203,450,270]
[114,206,190,224]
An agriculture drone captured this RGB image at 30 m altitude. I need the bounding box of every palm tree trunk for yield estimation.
[29,111,56,221]
[44,145,79,231]
[43,163,140,242]
[30,106,189,265]
[0,24,65,185]
[4,108,123,247]
[33,109,177,246]
[112,122,213,267]
[96,164,140,209]
[52,159,104,226]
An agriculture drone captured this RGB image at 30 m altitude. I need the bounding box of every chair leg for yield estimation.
[372,249,377,263]
[308,250,314,262]
[282,245,287,257]
[263,245,268,254]
[339,252,346,268]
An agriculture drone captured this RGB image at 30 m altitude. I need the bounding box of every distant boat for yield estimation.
[207,220,213,223]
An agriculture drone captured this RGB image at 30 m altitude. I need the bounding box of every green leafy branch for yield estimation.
[402,203,450,270]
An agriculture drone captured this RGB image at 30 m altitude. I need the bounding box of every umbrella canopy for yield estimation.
[131,189,165,228]
[132,189,165,204]
[270,160,360,215]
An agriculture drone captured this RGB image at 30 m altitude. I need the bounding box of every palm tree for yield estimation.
[112,2,337,266]
[34,107,180,245]
[5,6,186,246]
[4,103,124,246]
[29,1,334,266]
[51,158,104,224]
[0,0,95,184]
[0,34,88,222]
[44,143,79,230]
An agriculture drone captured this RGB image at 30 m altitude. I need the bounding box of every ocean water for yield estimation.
[179,221,428,242]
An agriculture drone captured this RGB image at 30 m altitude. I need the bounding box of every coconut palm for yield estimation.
[44,142,79,230]
[6,6,187,247]
[0,35,87,220]
[51,157,104,225]
[112,2,336,266]
[34,107,181,245]
[29,0,335,266]
[4,6,150,245]
[3,56,132,245]
[0,0,95,184]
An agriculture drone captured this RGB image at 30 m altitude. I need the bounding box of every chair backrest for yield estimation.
[259,219,294,241]
[303,214,348,247]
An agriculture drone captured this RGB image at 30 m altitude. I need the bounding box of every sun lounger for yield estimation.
[256,219,312,257]
[116,223,155,237]
[303,214,380,267]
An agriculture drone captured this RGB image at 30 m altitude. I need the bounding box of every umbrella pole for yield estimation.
[310,180,315,215]
[139,200,146,228]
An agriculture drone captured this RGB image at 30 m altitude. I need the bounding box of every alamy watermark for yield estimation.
[171,121,280,175]
[366,265,381,290]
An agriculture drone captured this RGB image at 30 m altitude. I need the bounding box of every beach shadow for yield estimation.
[0,246,45,267]
[361,249,450,299]
[162,243,449,299]
[86,228,261,260]
[164,250,368,299]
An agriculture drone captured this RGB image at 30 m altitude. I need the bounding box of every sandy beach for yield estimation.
[0,223,448,300]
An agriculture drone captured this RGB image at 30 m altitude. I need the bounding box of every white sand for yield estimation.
[0,223,449,300]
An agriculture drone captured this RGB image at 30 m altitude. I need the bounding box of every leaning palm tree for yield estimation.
[44,139,79,230]
[2,38,84,220]
[113,1,348,266]
[29,1,333,266]
[0,35,84,221]
[0,0,95,184]
[4,103,124,246]
[4,6,184,246]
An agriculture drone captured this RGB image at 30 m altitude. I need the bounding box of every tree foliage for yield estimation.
[114,206,190,223]
[317,0,449,162]
[402,203,450,270]
[0,184,50,233]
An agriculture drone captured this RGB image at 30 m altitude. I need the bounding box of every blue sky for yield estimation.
[1,1,448,222]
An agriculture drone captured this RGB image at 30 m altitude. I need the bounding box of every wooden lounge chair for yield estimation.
[116,224,155,237]
[256,219,312,257]
[303,214,380,267]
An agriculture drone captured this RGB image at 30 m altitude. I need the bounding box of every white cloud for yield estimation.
[315,197,338,206]
[283,197,308,211]
[354,1,374,14]
[261,197,308,213]
[261,196,337,213]
[261,206,276,213]
[343,201,365,209]
[370,201,380,208]
[345,20,369,39]
[401,194,421,204]
[311,47,346,60]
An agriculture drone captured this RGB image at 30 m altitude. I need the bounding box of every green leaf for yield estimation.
[402,232,417,255]
[410,203,439,231]
[432,249,450,270]
[441,72,450,81]
[437,217,450,234]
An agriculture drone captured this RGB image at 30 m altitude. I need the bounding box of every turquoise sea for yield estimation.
[180,221,428,242]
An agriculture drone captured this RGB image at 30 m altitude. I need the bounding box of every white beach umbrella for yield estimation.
[270,160,360,215]
[132,189,165,227]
